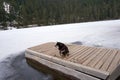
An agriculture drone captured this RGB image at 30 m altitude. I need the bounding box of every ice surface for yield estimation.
[0,20,120,80]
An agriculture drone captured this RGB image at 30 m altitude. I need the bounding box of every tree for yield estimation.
[1,0,120,29]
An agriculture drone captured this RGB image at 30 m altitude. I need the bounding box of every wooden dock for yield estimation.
[25,42,120,80]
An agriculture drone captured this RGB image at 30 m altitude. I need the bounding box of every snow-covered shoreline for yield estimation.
[0,20,120,80]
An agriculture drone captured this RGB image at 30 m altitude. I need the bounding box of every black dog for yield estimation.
[55,42,69,57]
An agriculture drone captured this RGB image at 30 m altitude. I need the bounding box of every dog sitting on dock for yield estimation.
[55,42,69,57]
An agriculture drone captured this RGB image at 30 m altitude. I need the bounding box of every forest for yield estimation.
[0,0,120,29]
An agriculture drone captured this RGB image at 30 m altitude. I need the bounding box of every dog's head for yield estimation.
[55,42,63,48]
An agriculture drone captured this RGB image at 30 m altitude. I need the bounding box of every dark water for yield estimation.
[0,52,53,80]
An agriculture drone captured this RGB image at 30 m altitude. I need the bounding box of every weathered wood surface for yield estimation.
[26,54,100,80]
[25,42,120,80]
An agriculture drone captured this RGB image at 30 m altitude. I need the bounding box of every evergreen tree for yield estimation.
[1,0,120,29]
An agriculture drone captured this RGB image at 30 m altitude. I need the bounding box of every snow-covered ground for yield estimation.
[0,20,120,80]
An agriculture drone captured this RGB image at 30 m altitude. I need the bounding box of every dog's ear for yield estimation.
[55,42,64,47]
[57,42,60,44]
[57,42,63,46]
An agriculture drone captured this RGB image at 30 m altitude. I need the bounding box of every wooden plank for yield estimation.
[69,47,91,62]
[107,64,120,80]
[67,46,89,60]
[77,47,97,64]
[88,49,109,68]
[80,48,100,64]
[94,50,112,69]
[68,46,83,55]
[64,46,82,60]
[100,50,117,71]
[82,48,103,66]
[26,53,100,80]
[107,51,120,72]
[73,47,94,61]
[67,48,82,58]
[26,49,109,79]
[41,48,55,55]
[30,43,55,53]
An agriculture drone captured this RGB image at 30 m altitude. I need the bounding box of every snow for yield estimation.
[0,19,120,80]
[7,26,17,30]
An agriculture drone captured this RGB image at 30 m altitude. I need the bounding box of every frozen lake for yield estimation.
[0,20,120,80]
